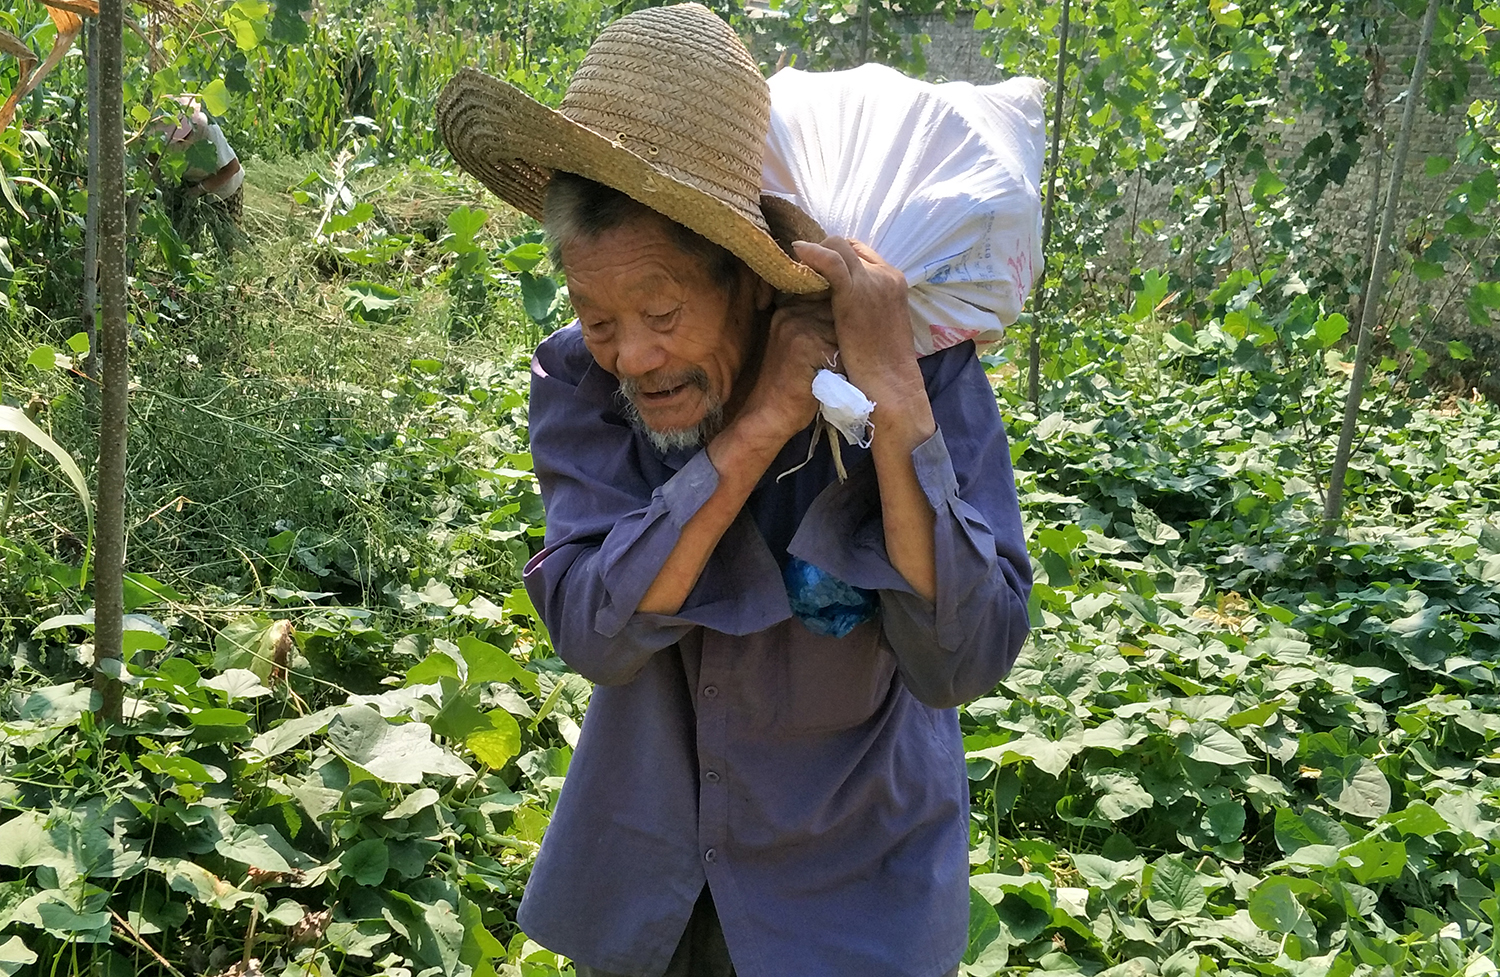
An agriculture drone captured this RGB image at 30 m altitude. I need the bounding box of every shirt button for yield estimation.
[704,770,720,783]
[704,848,717,863]
[701,685,719,699]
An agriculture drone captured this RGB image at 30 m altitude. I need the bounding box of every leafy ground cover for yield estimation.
[2,164,1500,977]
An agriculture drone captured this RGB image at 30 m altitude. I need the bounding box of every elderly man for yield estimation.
[438,6,1031,976]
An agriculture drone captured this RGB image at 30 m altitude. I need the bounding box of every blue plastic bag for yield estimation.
[783,556,879,638]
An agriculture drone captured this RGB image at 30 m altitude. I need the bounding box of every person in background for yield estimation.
[157,95,244,249]
[438,5,1032,976]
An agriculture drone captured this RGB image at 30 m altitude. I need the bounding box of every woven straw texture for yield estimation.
[436,2,826,294]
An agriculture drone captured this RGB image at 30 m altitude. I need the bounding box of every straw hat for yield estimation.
[436,2,827,294]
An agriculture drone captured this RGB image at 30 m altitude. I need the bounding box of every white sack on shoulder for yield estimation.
[763,63,1047,355]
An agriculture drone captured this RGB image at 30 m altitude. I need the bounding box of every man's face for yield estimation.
[564,214,770,448]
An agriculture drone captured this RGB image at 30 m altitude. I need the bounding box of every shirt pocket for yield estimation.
[776,618,897,735]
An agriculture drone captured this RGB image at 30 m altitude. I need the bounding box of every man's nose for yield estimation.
[614,324,668,379]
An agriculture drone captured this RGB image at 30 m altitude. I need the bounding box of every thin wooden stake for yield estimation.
[82,17,100,378]
[1324,0,1441,530]
[1029,0,1071,405]
[93,0,127,724]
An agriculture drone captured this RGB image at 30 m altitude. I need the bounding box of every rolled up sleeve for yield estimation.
[787,348,1032,709]
[522,328,791,686]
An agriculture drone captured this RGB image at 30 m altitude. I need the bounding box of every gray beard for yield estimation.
[616,372,725,453]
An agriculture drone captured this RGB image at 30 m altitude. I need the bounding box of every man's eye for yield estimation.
[646,308,679,325]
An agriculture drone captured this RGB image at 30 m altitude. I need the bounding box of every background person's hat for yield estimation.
[436,2,827,294]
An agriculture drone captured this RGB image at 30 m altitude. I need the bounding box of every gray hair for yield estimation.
[543,172,742,291]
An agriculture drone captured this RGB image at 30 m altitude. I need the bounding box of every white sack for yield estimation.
[763,63,1048,356]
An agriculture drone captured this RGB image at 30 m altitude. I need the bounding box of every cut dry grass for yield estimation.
[0,151,546,596]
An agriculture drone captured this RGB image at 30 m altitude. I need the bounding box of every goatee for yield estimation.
[616,369,726,453]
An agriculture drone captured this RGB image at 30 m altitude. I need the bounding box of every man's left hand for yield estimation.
[791,237,926,412]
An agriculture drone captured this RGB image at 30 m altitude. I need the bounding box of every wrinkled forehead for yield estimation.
[561,217,708,305]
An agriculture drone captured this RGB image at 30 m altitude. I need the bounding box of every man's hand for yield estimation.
[792,236,938,602]
[735,294,838,446]
[791,237,926,412]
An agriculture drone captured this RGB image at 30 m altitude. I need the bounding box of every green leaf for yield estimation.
[1468,281,1500,327]
[342,281,402,323]
[245,706,339,761]
[1249,877,1319,939]
[467,710,523,769]
[269,0,311,43]
[0,405,94,567]
[26,345,56,371]
[1086,770,1154,821]
[189,707,253,728]
[1130,269,1170,320]
[201,668,271,701]
[213,614,280,681]
[1379,801,1450,837]
[1204,800,1246,841]
[406,649,462,686]
[502,242,548,274]
[327,704,475,783]
[968,732,1083,778]
[1251,168,1286,202]
[1339,837,1405,884]
[964,887,1003,966]
[1448,340,1473,361]
[216,823,298,872]
[139,753,218,784]
[1146,855,1206,921]
[519,271,560,323]
[123,572,187,611]
[444,206,488,253]
[1321,758,1391,819]
[1226,699,1281,729]
[456,635,540,695]
[0,935,38,975]
[1425,155,1453,176]
[1132,503,1180,545]
[340,838,390,886]
[1180,723,1253,766]
[386,787,442,821]
[1071,853,1145,891]
[149,856,258,910]
[34,901,111,942]
[224,0,270,51]
[322,202,375,237]
[1313,313,1349,348]
[201,79,231,116]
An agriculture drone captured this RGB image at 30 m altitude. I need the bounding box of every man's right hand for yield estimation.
[734,294,838,446]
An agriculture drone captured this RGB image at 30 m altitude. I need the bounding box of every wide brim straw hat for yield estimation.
[436,2,827,294]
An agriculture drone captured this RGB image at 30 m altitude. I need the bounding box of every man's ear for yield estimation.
[754,275,775,312]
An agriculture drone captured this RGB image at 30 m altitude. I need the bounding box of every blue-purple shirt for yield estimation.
[519,325,1032,977]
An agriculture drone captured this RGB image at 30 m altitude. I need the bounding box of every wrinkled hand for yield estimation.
[791,237,920,403]
[738,293,838,445]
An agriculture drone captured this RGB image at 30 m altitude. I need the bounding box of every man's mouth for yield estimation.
[638,383,689,404]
